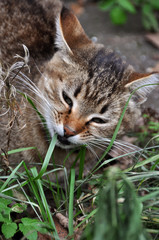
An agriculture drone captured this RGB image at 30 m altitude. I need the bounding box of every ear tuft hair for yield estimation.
[125,72,159,104]
[55,11,72,54]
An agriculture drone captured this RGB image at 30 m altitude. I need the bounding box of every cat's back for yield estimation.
[0,0,62,64]
[0,0,62,163]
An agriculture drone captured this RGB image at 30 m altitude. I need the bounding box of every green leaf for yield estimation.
[19,218,39,240]
[0,197,12,206]
[19,223,38,240]
[99,0,115,11]
[118,0,136,13]
[0,212,11,224]
[151,0,159,10]
[21,217,40,225]
[142,4,159,31]
[0,213,4,222]
[0,183,13,198]
[110,6,127,25]
[11,203,27,213]
[0,200,12,219]
[1,222,17,239]
[19,218,51,240]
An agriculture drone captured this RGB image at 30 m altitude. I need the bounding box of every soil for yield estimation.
[65,1,159,113]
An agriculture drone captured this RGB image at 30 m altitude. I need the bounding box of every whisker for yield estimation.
[89,136,142,159]
[12,72,51,109]
[86,144,99,160]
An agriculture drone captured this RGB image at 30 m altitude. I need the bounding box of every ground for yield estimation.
[65,0,159,113]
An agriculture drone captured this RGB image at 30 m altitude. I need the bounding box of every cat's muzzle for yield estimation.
[57,134,70,146]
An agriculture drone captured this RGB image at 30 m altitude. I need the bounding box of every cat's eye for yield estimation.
[62,91,73,108]
[91,117,106,124]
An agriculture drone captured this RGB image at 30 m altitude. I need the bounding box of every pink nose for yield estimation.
[64,125,76,137]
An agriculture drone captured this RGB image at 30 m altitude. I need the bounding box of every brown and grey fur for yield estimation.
[0,0,159,172]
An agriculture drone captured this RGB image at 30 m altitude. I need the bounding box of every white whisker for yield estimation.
[86,144,99,160]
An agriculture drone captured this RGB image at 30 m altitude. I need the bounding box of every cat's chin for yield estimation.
[56,141,77,150]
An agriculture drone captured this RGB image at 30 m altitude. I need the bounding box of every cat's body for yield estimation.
[0,0,159,173]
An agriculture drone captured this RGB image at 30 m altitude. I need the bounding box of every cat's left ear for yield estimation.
[125,72,159,104]
[55,7,92,54]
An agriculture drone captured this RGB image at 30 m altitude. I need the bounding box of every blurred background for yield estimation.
[63,0,159,113]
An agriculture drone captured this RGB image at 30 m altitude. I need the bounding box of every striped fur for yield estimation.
[0,0,159,169]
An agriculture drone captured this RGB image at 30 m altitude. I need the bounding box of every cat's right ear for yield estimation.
[55,7,92,55]
[125,72,159,104]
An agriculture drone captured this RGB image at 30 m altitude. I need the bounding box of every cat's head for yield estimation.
[38,7,159,149]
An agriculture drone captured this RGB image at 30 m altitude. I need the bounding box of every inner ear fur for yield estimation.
[126,72,153,86]
[125,71,159,103]
[60,7,92,50]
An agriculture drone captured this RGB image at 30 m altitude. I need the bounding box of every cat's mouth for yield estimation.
[57,135,71,146]
[56,134,76,149]
[56,134,82,149]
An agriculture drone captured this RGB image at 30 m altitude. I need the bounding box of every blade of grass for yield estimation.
[0,147,36,156]
[69,168,75,238]
[63,147,80,166]
[123,154,159,173]
[21,94,51,141]
[77,146,86,198]
[23,165,48,222]
[0,193,38,207]
[139,190,159,202]
[0,161,25,192]
[75,208,98,230]
[34,134,57,180]
[31,167,59,239]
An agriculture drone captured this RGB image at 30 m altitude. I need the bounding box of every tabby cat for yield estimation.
[0,0,159,172]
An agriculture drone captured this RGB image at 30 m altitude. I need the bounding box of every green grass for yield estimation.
[0,54,159,239]
[1,125,159,239]
[1,124,159,240]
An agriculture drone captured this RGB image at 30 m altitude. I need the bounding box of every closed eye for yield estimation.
[62,91,73,108]
[91,117,107,124]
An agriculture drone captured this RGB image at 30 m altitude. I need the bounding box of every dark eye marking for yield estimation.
[100,104,109,114]
[62,91,73,108]
[74,85,82,98]
[59,76,63,82]
[91,117,106,124]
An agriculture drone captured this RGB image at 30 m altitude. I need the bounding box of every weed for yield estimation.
[99,0,159,31]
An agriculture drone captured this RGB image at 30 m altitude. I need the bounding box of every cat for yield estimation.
[0,0,159,174]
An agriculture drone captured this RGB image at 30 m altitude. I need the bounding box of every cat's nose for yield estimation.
[64,125,76,137]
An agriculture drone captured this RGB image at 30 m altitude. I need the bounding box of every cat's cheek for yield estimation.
[54,124,64,137]
[46,120,63,138]
[46,119,55,138]
[68,135,81,145]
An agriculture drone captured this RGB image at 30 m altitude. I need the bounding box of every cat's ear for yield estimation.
[55,7,92,54]
[125,72,159,104]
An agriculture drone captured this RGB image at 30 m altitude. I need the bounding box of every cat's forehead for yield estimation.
[86,48,129,85]
[46,46,130,109]
[70,48,130,100]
